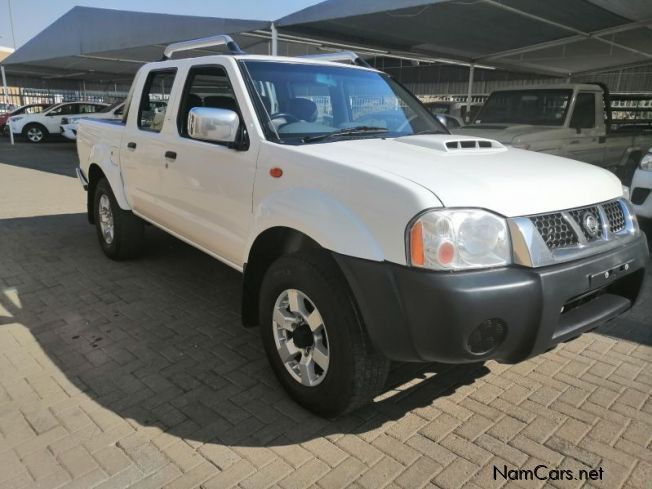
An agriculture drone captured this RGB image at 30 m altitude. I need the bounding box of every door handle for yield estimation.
[127,142,137,149]
[165,151,177,160]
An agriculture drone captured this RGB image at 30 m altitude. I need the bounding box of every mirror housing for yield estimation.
[188,107,239,144]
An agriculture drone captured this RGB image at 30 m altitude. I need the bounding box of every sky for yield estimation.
[0,0,323,48]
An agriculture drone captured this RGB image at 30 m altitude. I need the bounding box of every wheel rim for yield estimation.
[27,127,43,142]
[272,289,330,387]
[98,194,115,245]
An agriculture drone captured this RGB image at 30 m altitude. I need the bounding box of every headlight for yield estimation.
[407,209,511,270]
[9,116,23,122]
[640,152,652,171]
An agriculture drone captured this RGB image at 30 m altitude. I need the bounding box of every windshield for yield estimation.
[473,89,572,126]
[241,61,447,144]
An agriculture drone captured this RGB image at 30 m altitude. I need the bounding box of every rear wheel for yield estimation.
[259,252,390,417]
[93,178,144,259]
[23,123,48,143]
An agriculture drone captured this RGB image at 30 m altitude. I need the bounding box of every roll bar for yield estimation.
[162,35,245,60]
[301,51,372,68]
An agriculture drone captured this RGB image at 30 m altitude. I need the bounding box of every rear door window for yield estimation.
[138,69,177,132]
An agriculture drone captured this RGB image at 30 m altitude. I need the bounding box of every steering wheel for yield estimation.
[270,112,300,124]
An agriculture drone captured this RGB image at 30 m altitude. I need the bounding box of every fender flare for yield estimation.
[245,188,385,264]
[87,144,131,210]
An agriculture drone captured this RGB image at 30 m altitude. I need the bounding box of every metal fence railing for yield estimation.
[1,86,128,109]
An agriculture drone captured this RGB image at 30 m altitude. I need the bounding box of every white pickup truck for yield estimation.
[455,84,652,185]
[76,37,648,417]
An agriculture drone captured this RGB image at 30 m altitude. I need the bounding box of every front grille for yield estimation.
[531,213,578,249]
[602,201,625,233]
[568,206,603,242]
[529,199,628,250]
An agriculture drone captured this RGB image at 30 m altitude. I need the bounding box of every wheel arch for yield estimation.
[242,227,324,327]
[86,157,131,224]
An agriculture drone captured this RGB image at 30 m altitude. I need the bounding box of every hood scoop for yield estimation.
[397,135,506,153]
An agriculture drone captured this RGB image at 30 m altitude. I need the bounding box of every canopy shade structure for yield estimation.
[276,0,652,76]
[1,7,271,83]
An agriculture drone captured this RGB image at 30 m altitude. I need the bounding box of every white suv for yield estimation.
[9,101,107,143]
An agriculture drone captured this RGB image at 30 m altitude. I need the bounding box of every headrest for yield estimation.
[287,97,317,122]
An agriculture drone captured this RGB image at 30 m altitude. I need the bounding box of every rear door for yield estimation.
[158,63,258,266]
[120,68,178,224]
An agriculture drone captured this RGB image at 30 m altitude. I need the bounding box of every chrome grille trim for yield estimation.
[509,199,640,268]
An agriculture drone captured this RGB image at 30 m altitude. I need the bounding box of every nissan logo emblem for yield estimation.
[582,212,600,237]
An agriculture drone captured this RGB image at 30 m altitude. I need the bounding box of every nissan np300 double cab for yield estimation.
[76,36,648,417]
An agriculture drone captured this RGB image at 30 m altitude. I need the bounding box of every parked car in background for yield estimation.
[76,36,648,416]
[61,101,125,141]
[455,84,652,185]
[8,101,108,143]
[1,103,51,136]
[631,148,652,226]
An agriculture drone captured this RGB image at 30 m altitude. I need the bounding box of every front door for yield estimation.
[160,64,257,266]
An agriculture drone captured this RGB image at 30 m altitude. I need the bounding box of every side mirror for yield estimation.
[188,107,239,144]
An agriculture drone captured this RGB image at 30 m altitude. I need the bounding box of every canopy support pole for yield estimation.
[466,63,475,124]
[271,23,278,56]
[1,65,13,145]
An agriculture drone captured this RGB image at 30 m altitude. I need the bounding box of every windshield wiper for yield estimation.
[301,126,388,143]
[412,129,449,135]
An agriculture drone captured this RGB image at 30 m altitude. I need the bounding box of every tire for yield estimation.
[259,251,390,417]
[93,178,145,260]
[22,123,48,144]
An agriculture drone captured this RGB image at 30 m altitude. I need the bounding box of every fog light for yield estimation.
[467,318,507,354]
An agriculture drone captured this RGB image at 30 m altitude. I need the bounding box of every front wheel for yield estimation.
[23,123,48,143]
[259,252,390,417]
[93,178,145,260]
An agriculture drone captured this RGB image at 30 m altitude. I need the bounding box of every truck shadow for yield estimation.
[0,213,648,448]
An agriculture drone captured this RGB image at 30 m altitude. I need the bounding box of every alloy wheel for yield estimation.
[272,289,330,386]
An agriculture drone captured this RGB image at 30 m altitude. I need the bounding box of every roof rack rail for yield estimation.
[301,51,372,68]
[162,35,245,60]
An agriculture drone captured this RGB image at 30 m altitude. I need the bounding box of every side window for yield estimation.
[570,93,596,129]
[138,69,176,132]
[177,65,239,138]
[114,105,124,116]
[65,104,79,115]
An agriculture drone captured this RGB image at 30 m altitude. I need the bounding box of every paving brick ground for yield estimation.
[0,138,650,489]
